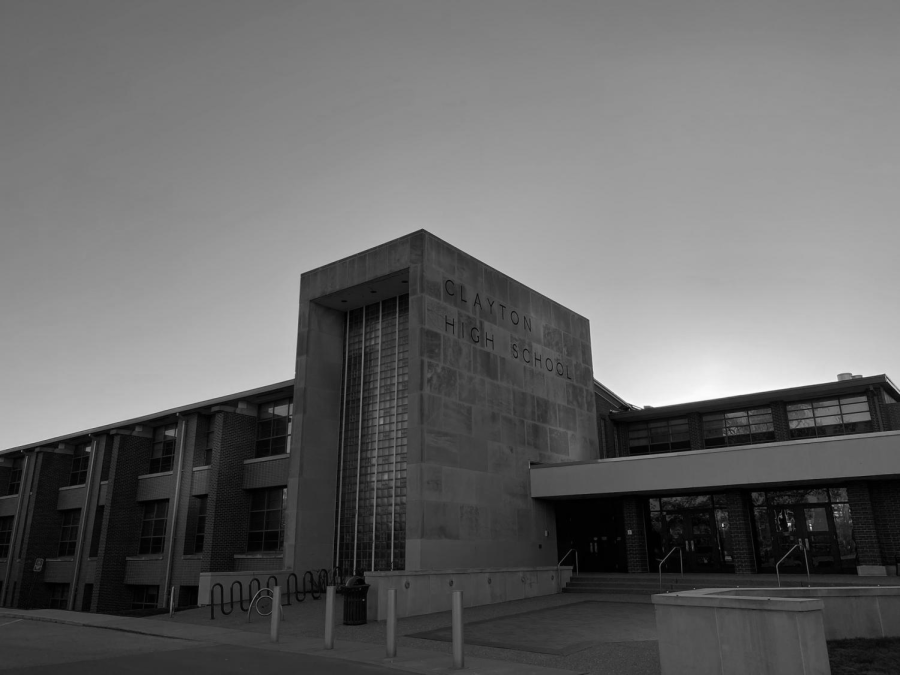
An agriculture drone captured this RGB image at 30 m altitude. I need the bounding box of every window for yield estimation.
[7,458,23,495]
[88,506,104,558]
[702,408,774,448]
[203,415,215,466]
[787,395,873,439]
[58,509,80,557]
[0,516,13,558]
[138,501,168,555]
[627,418,690,455]
[247,487,286,552]
[255,399,293,458]
[81,583,94,612]
[69,443,91,486]
[48,583,70,609]
[192,496,207,554]
[131,585,159,609]
[149,424,177,474]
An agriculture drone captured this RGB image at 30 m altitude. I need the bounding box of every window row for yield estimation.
[628,396,873,456]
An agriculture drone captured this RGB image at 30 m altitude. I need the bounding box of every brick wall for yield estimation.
[869,480,900,569]
[847,482,882,566]
[16,451,72,609]
[202,411,257,573]
[622,497,648,573]
[771,401,790,442]
[723,492,757,574]
[880,402,900,432]
[94,431,152,613]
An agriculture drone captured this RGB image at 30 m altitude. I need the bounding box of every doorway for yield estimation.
[752,487,856,574]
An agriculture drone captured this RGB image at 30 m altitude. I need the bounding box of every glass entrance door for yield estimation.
[752,488,856,575]
[663,509,724,573]
[769,505,845,573]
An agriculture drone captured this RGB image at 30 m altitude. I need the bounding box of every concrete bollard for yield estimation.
[451,590,464,669]
[270,586,281,643]
[386,588,397,658]
[324,585,335,650]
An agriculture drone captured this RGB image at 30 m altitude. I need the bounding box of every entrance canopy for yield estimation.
[531,431,900,498]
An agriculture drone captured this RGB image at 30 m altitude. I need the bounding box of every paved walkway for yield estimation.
[0,593,660,675]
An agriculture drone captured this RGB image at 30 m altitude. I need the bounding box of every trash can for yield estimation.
[341,576,370,626]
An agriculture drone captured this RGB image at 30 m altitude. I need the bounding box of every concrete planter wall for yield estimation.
[654,586,900,675]
[366,565,571,621]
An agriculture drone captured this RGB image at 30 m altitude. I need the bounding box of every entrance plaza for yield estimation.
[6,573,900,675]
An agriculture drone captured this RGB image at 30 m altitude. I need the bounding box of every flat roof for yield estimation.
[0,379,295,456]
[611,374,899,421]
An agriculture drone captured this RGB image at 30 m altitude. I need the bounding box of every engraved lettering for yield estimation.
[523,316,532,332]
[445,279,455,297]
[511,343,519,359]
[546,358,553,372]
[445,316,456,335]
[473,293,483,311]
[460,285,468,303]
[556,361,564,376]
[470,326,480,344]
[487,298,495,314]
[566,365,573,381]
[484,332,494,350]
[510,310,519,326]
[499,303,506,320]
[523,348,531,364]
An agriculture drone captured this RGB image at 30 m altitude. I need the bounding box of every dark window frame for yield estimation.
[7,458,23,495]
[138,500,168,555]
[58,509,81,557]
[194,496,207,554]
[247,487,286,552]
[48,583,70,609]
[627,418,691,455]
[702,407,775,448]
[69,443,92,486]
[0,516,13,558]
[255,399,293,458]
[131,585,159,609]
[149,424,177,474]
[787,395,873,439]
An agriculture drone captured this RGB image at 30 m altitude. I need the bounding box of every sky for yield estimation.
[1,0,898,450]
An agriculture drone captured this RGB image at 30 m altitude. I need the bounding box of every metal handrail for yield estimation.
[557,548,579,592]
[658,547,683,591]
[775,542,811,587]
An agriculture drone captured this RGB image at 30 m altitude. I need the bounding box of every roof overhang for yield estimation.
[530,431,900,499]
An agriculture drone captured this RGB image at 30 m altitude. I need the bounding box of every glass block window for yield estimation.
[138,501,168,555]
[247,487,286,552]
[702,408,775,448]
[335,295,409,574]
[255,399,293,458]
[787,395,873,439]
[69,443,92,486]
[7,458,23,495]
[58,509,81,557]
[48,583,70,609]
[0,516,13,558]
[131,585,159,610]
[627,418,690,455]
[149,424,177,474]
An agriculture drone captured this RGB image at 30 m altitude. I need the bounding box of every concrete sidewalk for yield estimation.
[0,606,587,675]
